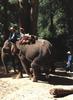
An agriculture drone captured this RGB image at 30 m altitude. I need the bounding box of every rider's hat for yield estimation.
[67,51,71,54]
[9,26,15,31]
[20,27,24,31]
[9,27,14,30]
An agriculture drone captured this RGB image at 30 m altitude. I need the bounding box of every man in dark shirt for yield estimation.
[8,26,20,54]
[8,27,20,43]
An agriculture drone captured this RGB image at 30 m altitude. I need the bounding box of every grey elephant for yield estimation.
[2,39,55,82]
[16,39,55,82]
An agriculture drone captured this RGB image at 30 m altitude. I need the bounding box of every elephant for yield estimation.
[16,38,55,82]
[2,38,55,82]
[1,40,22,74]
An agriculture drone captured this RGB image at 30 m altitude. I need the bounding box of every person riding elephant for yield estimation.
[8,26,20,43]
[8,27,37,54]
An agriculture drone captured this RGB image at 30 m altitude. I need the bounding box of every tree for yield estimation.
[1,0,9,41]
[62,0,73,52]
[37,0,67,39]
[18,0,39,35]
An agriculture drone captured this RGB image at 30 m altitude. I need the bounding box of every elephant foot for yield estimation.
[30,68,33,73]
[29,74,33,80]
[29,68,33,80]
[14,70,18,74]
[16,72,23,79]
[33,78,38,82]
[32,76,38,82]
[32,73,38,82]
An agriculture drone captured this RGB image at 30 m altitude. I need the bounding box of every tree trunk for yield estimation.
[62,0,73,52]
[18,0,39,35]
[30,0,39,35]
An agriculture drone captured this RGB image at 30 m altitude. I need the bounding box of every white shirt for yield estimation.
[20,32,24,38]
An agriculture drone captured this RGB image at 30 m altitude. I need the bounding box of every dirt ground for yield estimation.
[0,67,73,100]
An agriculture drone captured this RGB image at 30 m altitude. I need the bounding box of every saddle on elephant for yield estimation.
[10,34,38,54]
[18,34,31,45]
[18,34,38,45]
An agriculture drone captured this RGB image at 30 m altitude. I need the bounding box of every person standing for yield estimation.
[66,51,73,71]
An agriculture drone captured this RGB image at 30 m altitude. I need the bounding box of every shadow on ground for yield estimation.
[0,71,18,78]
[0,66,73,85]
[38,71,73,85]
[48,75,73,85]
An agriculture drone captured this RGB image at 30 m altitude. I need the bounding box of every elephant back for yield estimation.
[36,39,53,54]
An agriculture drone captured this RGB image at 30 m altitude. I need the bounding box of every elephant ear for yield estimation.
[2,40,11,53]
[10,42,19,55]
[3,40,10,48]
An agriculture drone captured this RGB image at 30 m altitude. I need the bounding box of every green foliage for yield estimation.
[0,0,71,41]
[9,0,18,4]
[53,8,65,35]
[37,0,66,39]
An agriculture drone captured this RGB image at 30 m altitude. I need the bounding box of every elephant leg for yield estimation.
[4,64,9,74]
[49,62,56,74]
[2,56,9,74]
[31,59,40,82]
[31,53,43,82]
[14,62,23,78]
[31,58,43,82]
[11,55,17,73]
[31,63,38,82]
[29,68,33,79]
[44,67,50,80]
[13,60,23,78]
[20,59,30,74]
[19,54,30,77]
[16,58,23,78]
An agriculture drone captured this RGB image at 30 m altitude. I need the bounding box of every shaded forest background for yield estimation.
[0,0,73,61]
